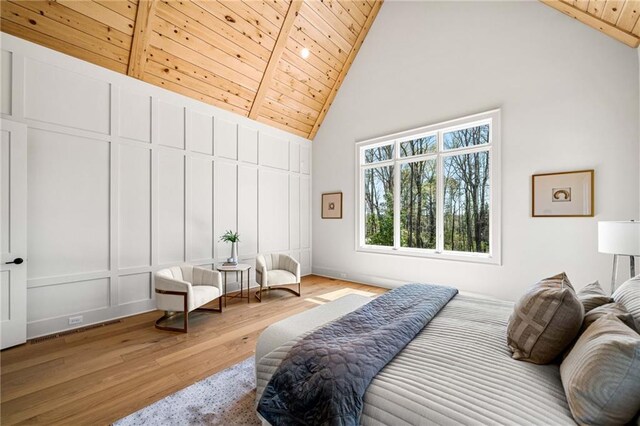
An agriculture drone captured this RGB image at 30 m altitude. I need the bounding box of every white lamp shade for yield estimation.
[598,221,640,256]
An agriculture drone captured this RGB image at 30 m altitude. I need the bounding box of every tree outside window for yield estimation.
[358,111,499,262]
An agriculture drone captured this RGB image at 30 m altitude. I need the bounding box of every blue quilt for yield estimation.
[257,283,458,425]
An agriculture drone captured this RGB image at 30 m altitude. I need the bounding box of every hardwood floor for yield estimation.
[0,275,385,425]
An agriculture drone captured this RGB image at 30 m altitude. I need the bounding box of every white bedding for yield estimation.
[255,293,576,425]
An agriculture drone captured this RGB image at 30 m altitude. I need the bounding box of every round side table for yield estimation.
[216,263,251,307]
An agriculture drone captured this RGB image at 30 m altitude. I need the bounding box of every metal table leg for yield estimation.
[224,271,227,307]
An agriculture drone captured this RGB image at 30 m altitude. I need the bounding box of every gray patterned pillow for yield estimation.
[507,273,584,364]
[582,302,636,332]
[561,314,640,425]
[576,281,610,313]
[612,275,640,330]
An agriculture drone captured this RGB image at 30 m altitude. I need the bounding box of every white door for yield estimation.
[1,119,27,349]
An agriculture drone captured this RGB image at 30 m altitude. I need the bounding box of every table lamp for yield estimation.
[598,220,640,293]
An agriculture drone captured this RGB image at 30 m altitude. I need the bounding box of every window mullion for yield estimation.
[436,131,444,253]
[358,167,364,247]
[393,141,401,250]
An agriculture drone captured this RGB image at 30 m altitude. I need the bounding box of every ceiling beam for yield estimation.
[540,0,640,48]
[128,0,158,78]
[248,0,304,120]
[308,1,383,139]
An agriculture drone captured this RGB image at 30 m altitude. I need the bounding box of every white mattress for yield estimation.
[255,294,372,366]
[255,293,576,425]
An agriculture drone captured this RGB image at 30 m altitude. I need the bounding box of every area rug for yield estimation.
[114,357,260,425]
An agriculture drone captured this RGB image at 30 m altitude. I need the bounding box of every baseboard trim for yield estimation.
[311,266,405,289]
[26,273,314,339]
[29,319,124,344]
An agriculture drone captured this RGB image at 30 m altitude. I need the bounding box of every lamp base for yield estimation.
[610,254,638,294]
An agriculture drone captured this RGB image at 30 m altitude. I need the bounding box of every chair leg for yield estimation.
[199,296,222,312]
[195,296,223,313]
[257,283,300,299]
[155,311,189,333]
[155,289,189,333]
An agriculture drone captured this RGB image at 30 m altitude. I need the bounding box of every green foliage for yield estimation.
[365,191,394,246]
[219,230,240,243]
[363,129,490,254]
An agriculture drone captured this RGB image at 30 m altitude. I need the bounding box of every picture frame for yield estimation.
[322,192,343,219]
[532,170,594,217]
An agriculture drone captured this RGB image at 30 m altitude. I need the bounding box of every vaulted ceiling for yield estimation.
[0,0,382,139]
[542,0,640,47]
[1,1,637,141]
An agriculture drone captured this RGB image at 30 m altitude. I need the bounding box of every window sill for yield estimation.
[356,246,501,265]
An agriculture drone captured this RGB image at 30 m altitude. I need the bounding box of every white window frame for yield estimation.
[355,109,501,265]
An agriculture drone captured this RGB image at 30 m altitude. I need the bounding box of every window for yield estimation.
[357,110,500,264]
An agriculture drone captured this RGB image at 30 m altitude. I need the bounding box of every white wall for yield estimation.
[312,1,639,301]
[0,33,312,338]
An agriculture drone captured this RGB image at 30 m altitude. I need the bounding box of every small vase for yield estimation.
[230,242,238,264]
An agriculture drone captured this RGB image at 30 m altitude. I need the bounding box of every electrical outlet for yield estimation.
[339,273,347,278]
[68,315,83,325]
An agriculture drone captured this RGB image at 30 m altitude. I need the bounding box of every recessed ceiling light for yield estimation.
[301,48,310,59]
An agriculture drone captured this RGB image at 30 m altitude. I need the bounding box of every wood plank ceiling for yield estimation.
[542,0,640,47]
[0,0,382,139]
[1,1,637,140]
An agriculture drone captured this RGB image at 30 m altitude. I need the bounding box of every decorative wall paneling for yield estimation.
[0,0,383,138]
[542,0,640,47]
[0,34,312,338]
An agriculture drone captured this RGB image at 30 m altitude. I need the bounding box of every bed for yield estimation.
[255,291,576,425]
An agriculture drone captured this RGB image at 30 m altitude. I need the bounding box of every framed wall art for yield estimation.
[322,192,343,219]
[532,170,594,217]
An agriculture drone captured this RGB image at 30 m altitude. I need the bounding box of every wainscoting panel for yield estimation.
[290,175,300,250]
[27,278,110,322]
[238,125,258,164]
[23,58,110,134]
[238,165,258,257]
[301,146,311,175]
[215,161,238,257]
[300,176,311,249]
[260,133,289,170]
[119,90,151,143]
[157,150,186,265]
[190,157,214,262]
[118,273,152,305]
[301,250,311,275]
[190,111,213,155]
[1,50,11,115]
[157,101,185,150]
[259,169,289,253]
[290,141,300,173]
[215,117,238,160]
[118,144,152,269]
[27,129,111,279]
[1,33,312,338]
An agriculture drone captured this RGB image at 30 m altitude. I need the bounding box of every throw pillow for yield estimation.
[507,272,584,364]
[560,314,640,425]
[576,281,610,313]
[612,275,640,331]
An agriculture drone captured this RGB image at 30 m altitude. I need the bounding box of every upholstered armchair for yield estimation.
[255,253,301,302]
[154,265,223,332]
